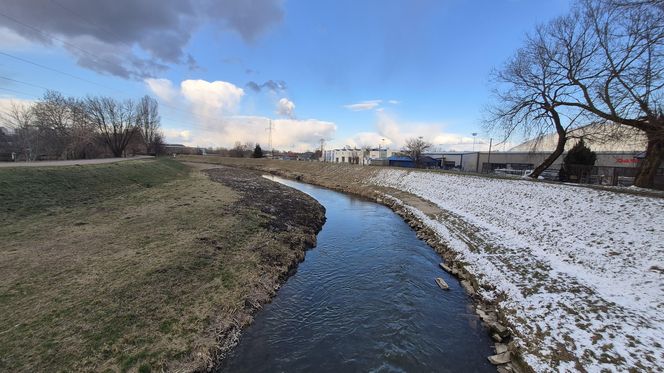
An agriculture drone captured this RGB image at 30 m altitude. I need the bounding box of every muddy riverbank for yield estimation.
[180,157,525,372]
[182,156,664,372]
[219,175,495,372]
[200,166,326,370]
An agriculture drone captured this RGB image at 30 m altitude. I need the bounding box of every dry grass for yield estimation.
[0,159,323,372]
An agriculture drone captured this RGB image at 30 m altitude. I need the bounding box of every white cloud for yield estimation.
[343,111,494,152]
[147,78,335,151]
[388,100,400,105]
[162,129,191,144]
[344,132,393,149]
[180,79,244,119]
[144,78,177,102]
[277,97,295,118]
[344,100,382,111]
[173,116,335,152]
[0,27,32,50]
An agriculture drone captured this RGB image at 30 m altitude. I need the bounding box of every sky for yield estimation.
[0,0,572,152]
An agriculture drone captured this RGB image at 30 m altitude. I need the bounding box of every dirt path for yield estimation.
[0,155,153,168]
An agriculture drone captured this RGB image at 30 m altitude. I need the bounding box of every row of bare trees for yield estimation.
[488,0,664,188]
[0,91,164,161]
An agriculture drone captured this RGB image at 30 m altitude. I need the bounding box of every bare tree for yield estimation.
[1,101,37,161]
[229,141,249,157]
[403,137,432,168]
[525,0,664,187]
[489,0,664,187]
[136,95,161,155]
[487,17,586,178]
[31,90,91,159]
[84,96,138,157]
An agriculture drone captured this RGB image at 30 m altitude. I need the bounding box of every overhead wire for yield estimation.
[0,9,239,124]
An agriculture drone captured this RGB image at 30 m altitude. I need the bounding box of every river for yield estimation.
[219,176,495,372]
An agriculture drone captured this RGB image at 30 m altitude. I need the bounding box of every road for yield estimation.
[0,156,153,168]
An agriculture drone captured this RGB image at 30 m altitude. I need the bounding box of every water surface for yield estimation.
[220,176,494,372]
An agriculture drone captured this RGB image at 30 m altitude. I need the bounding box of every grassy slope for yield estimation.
[0,159,315,372]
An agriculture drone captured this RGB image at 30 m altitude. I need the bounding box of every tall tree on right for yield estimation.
[557,0,664,188]
[491,0,664,188]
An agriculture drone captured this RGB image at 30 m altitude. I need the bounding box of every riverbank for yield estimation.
[0,159,325,372]
[180,156,664,373]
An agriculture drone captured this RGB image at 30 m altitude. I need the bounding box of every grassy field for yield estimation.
[0,159,324,372]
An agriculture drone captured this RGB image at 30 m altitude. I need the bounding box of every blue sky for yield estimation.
[0,0,571,151]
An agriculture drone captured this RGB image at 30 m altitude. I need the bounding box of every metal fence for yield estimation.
[544,164,664,189]
[480,163,664,189]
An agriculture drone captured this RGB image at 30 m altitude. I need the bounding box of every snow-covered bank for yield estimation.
[372,169,664,372]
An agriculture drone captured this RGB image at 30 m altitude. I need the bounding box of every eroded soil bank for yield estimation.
[181,156,523,372]
[194,165,327,370]
[180,156,664,373]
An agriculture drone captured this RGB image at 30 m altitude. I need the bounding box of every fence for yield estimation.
[480,163,663,189]
[550,164,664,189]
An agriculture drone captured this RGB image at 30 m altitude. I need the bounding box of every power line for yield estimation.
[0,50,227,126]
[0,75,54,92]
[0,11,110,68]
[0,75,215,132]
[49,0,133,50]
[0,11,265,144]
[0,86,33,97]
[0,51,115,91]
[0,8,237,126]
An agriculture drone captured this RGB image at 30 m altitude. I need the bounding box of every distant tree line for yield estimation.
[0,90,164,161]
[488,0,664,188]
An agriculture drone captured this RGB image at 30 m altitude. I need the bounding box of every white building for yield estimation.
[323,147,394,164]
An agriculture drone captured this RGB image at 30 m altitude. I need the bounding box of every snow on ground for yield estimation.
[371,169,664,372]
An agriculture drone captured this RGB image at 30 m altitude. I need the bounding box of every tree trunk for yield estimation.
[633,133,664,188]
[530,133,567,179]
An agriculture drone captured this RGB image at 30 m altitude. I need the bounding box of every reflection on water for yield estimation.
[219,176,494,372]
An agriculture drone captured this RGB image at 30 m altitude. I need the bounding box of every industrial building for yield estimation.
[322,147,394,164]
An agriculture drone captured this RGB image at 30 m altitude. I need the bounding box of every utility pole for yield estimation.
[266,119,274,158]
[487,138,493,173]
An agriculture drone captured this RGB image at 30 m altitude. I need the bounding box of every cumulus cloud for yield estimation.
[0,0,284,79]
[162,129,192,143]
[146,78,335,151]
[164,116,336,152]
[277,98,295,118]
[343,111,493,151]
[344,100,382,111]
[180,79,244,118]
[144,78,178,102]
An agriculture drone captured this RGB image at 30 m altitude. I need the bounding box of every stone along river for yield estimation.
[219,176,494,372]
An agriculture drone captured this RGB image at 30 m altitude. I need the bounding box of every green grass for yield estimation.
[0,159,189,222]
[0,159,313,372]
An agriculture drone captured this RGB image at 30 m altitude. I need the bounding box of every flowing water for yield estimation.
[219,176,494,372]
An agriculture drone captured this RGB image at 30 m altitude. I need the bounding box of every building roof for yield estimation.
[510,123,647,152]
